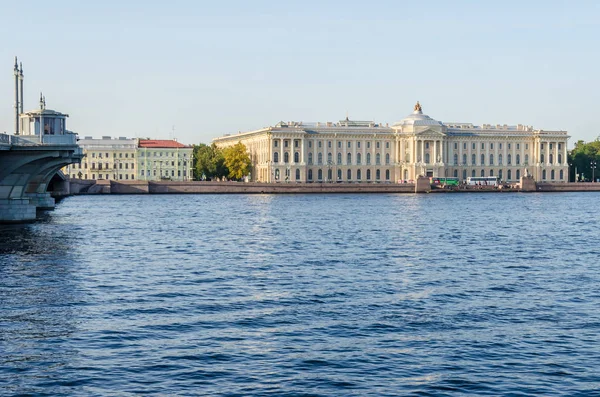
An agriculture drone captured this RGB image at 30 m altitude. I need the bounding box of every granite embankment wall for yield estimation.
[536,182,600,192]
[110,181,417,194]
[61,179,600,196]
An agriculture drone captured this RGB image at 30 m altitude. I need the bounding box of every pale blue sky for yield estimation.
[1,0,598,145]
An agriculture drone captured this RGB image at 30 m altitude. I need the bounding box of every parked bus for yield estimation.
[466,176,499,186]
[430,177,460,186]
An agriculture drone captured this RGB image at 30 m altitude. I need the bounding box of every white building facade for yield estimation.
[213,103,569,183]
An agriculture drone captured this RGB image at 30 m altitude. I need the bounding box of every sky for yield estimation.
[0,0,598,146]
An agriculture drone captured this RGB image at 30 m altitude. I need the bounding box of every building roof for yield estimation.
[138,139,189,148]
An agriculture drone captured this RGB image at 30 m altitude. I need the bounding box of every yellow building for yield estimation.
[213,102,569,183]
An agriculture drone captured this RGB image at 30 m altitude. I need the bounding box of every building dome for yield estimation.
[392,102,442,127]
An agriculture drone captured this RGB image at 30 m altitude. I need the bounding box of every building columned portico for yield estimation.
[213,102,569,184]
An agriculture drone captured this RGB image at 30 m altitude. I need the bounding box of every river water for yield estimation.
[1,193,599,396]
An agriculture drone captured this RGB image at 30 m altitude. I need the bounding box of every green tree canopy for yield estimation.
[193,143,228,180]
[223,142,252,181]
[568,139,600,181]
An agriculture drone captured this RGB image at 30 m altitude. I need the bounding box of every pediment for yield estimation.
[414,127,446,137]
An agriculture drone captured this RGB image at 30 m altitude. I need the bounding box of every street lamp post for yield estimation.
[591,160,597,182]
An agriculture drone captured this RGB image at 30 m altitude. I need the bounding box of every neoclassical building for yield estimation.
[63,137,193,181]
[213,103,569,183]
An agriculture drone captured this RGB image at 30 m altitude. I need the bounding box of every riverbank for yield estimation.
[53,177,600,196]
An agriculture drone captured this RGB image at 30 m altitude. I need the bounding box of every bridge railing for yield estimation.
[8,132,78,146]
[0,133,9,144]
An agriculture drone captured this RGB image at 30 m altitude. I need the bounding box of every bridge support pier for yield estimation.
[0,198,37,223]
[26,192,55,210]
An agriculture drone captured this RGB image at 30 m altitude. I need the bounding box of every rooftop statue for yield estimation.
[414,101,422,112]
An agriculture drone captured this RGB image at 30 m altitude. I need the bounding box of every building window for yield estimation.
[481,143,485,150]
[274,141,278,147]
[284,140,289,148]
[337,169,342,181]
[543,169,547,180]
[347,153,352,164]
[490,169,494,177]
[472,143,476,150]
[385,169,390,180]
[516,154,520,165]
[472,169,476,177]
[558,154,562,164]
[376,153,381,165]
[516,170,521,179]
[481,154,485,165]
[337,153,342,164]
[338,142,342,149]
[357,142,361,149]
[425,153,430,163]
[481,169,485,177]
[284,152,289,163]
[508,169,512,180]
[454,169,458,178]
[308,141,312,148]
[560,169,564,180]
[551,169,555,180]
[367,153,371,165]
[471,154,476,165]
[386,142,390,149]
[490,143,494,150]
[328,152,333,163]
[540,154,545,163]
[454,143,458,149]
[490,154,494,165]
[308,169,313,180]
[296,169,300,180]
[377,142,380,149]
[558,143,562,150]
[550,143,553,150]
[347,169,352,180]
[462,154,467,164]
[318,169,322,180]
[318,141,322,148]
[462,169,467,180]
[357,153,362,165]
[328,141,332,148]
[357,169,362,180]
[385,153,390,165]
[318,153,323,165]
[498,154,503,165]
[499,143,502,150]
[367,169,371,180]
[463,143,467,150]
[376,169,381,180]
[308,153,313,165]
[454,154,458,165]
[294,152,299,163]
[499,170,503,180]
[367,142,371,149]
[295,140,299,148]
[525,154,529,164]
[425,142,429,149]
[549,154,553,164]
[274,152,279,163]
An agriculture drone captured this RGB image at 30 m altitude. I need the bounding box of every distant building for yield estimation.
[64,138,193,181]
[137,140,193,181]
[64,136,138,180]
[213,102,569,183]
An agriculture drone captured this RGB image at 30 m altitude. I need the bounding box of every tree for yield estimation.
[568,139,600,181]
[193,143,228,180]
[223,142,251,181]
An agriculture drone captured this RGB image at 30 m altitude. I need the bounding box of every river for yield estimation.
[1,193,599,396]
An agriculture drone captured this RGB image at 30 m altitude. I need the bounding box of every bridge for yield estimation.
[0,132,83,222]
[0,57,83,222]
